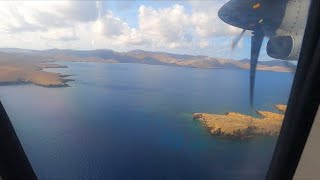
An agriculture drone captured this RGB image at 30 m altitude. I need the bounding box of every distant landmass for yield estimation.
[0,48,296,87]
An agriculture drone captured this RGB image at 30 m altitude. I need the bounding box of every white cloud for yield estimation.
[93,12,145,46]
[198,39,210,48]
[40,27,78,41]
[189,1,242,37]
[93,4,196,49]
[0,1,99,33]
[138,5,193,48]
[0,1,100,49]
[94,12,131,37]
[0,1,248,58]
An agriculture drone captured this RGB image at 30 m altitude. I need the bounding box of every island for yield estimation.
[275,104,287,112]
[0,48,296,87]
[193,105,287,139]
[0,52,72,87]
[0,64,72,87]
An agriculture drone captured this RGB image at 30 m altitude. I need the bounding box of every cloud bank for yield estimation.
[0,1,250,58]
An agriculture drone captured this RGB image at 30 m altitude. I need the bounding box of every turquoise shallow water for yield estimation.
[0,62,293,179]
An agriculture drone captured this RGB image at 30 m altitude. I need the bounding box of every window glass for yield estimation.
[0,0,311,179]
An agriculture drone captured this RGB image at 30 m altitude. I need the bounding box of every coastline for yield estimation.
[0,63,73,87]
[0,58,294,88]
[193,104,287,139]
[0,47,296,88]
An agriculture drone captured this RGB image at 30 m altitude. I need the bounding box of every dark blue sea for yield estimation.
[0,62,293,179]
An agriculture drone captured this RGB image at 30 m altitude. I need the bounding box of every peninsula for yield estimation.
[0,52,72,87]
[0,48,296,87]
[193,105,287,139]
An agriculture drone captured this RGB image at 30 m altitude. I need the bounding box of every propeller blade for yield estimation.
[250,30,264,107]
[231,29,246,50]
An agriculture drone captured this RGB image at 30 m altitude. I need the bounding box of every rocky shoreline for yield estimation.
[0,63,73,87]
[193,105,287,139]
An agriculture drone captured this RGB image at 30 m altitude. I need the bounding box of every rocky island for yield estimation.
[0,52,72,87]
[193,105,287,139]
[0,64,72,87]
[275,104,287,112]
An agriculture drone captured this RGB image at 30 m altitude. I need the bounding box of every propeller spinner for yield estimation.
[218,0,286,107]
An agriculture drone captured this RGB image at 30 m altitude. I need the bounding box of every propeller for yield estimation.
[250,29,264,107]
[218,0,287,107]
[231,28,264,107]
[231,29,246,50]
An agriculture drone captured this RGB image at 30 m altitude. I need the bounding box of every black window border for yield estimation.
[267,0,320,179]
[0,101,37,179]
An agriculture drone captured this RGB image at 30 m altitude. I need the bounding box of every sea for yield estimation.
[0,62,294,179]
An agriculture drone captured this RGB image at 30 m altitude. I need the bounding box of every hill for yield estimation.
[0,48,296,71]
[0,48,295,87]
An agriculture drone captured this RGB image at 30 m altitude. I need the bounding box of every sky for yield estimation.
[0,0,274,60]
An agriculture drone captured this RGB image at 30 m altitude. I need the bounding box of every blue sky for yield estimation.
[0,1,274,61]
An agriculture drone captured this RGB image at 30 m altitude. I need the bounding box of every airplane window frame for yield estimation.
[0,101,37,179]
[0,1,319,179]
[267,0,320,179]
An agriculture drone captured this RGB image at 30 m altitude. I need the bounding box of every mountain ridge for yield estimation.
[0,48,295,72]
[0,48,295,87]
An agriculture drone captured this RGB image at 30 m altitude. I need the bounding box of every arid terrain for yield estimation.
[193,104,287,139]
[0,52,73,87]
[0,48,295,87]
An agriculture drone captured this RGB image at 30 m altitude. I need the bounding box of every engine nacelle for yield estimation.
[266,35,302,60]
